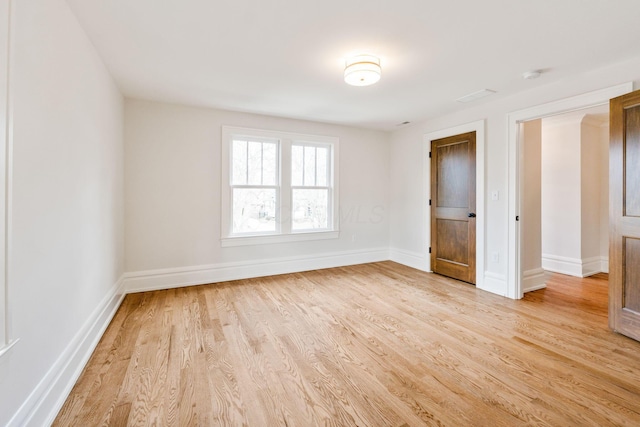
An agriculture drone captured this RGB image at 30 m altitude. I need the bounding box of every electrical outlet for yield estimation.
[492,252,499,263]
[491,190,499,201]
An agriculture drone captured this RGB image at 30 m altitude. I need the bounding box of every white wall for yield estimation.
[540,113,608,277]
[124,99,390,290]
[521,120,545,291]
[521,120,542,273]
[541,115,583,262]
[389,56,640,296]
[0,0,124,425]
[581,116,606,263]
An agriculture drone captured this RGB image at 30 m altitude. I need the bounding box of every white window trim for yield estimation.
[221,126,339,247]
[221,230,340,247]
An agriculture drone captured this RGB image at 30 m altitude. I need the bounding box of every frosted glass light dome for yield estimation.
[344,55,381,86]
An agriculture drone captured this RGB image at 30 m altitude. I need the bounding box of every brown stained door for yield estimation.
[610,89,640,341]
[431,132,476,284]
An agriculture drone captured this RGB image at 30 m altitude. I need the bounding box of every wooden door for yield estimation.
[431,132,476,284]
[610,89,640,341]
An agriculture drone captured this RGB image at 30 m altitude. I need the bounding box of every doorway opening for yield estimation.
[507,82,632,299]
[519,105,609,295]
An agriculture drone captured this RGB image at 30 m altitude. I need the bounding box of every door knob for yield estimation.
[468,213,476,218]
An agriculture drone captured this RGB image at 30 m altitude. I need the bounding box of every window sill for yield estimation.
[221,231,339,247]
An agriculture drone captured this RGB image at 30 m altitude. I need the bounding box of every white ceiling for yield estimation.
[65,0,640,131]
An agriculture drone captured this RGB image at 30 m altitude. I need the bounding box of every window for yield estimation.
[231,138,278,234]
[221,126,339,246]
[291,144,331,230]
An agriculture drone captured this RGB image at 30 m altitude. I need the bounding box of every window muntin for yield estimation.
[232,139,277,186]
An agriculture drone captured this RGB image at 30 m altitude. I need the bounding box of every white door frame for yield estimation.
[506,82,633,299]
[0,0,15,357]
[424,120,486,291]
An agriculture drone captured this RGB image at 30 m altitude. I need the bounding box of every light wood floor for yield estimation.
[54,262,640,426]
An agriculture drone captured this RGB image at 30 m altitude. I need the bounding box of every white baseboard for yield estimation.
[542,254,607,277]
[8,277,126,427]
[542,254,582,277]
[389,247,428,272]
[482,272,508,297]
[522,268,546,293]
[600,256,609,274]
[581,256,603,277]
[124,248,389,293]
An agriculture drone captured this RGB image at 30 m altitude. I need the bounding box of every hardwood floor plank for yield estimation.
[201,288,248,425]
[55,262,640,426]
[55,293,150,426]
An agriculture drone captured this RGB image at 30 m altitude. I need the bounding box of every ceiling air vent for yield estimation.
[456,89,496,103]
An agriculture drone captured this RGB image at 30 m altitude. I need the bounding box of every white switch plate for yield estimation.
[491,190,499,201]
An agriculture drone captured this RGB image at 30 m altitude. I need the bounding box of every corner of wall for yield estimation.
[8,276,125,427]
[522,268,546,293]
[389,248,428,272]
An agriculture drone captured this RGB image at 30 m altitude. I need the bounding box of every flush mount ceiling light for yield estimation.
[344,55,381,86]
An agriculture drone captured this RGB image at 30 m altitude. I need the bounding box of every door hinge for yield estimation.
[429,199,432,206]
[429,247,432,254]
[429,151,432,158]
[516,215,520,221]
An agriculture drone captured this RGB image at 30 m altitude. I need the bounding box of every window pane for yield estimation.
[316,146,328,186]
[292,189,328,230]
[262,142,277,185]
[232,139,247,185]
[232,188,277,233]
[303,146,316,186]
[291,145,303,186]
[247,141,262,185]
